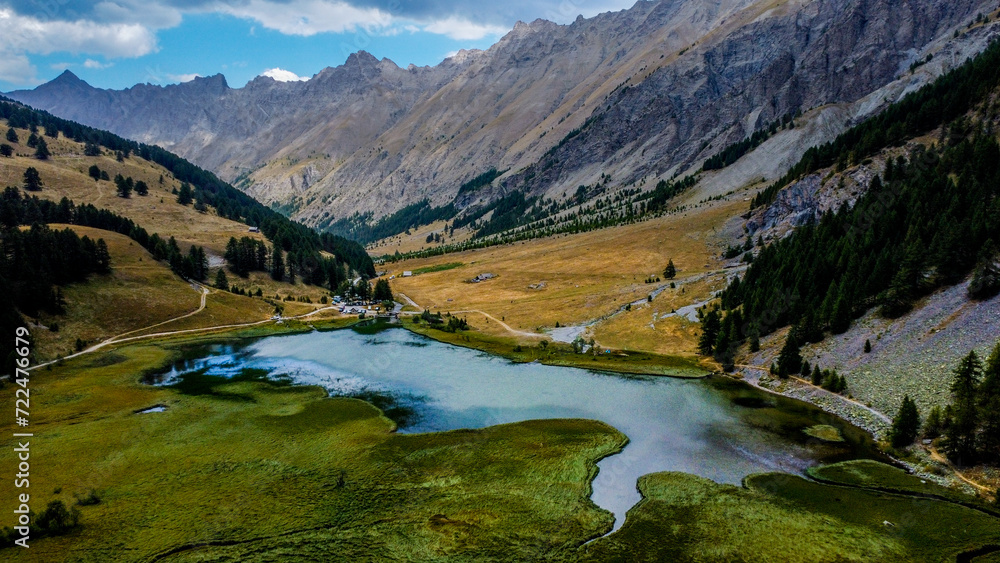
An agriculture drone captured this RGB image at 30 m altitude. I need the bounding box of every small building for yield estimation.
[248,226,260,233]
[402,271,413,277]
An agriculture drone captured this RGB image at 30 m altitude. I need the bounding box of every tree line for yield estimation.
[717,135,1000,360]
[889,341,1000,467]
[0,187,207,283]
[1,222,112,373]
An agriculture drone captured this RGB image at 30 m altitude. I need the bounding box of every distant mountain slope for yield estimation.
[7,0,998,239]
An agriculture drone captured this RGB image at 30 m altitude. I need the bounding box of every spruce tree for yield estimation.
[5,127,18,143]
[22,167,42,191]
[776,330,802,377]
[270,243,284,282]
[864,339,872,353]
[979,341,1000,462]
[945,351,983,465]
[88,165,101,181]
[698,308,721,355]
[663,259,676,279]
[0,144,11,157]
[34,137,50,160]
[214,268,229,290]
[889,395,921,448]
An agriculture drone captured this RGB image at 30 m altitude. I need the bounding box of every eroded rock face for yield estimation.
[7,0,996,228]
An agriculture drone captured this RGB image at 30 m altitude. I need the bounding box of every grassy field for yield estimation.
[1,340,626,561]
[580,470,1000,562]
[808,460,1000,516]
[386,200,743,361]
[3,327,998,561]
[28,226,205,360]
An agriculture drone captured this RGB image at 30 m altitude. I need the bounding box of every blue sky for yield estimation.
[0,0,639,91]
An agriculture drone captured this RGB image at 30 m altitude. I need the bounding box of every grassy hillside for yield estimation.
[0,119,349,362]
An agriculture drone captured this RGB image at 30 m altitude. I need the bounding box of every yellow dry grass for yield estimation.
[367,219,475,255]
[0,122,268,257]
[1,124,345,358]
[387,200,743,357]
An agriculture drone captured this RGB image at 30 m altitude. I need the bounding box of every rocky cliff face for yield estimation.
[7,0,997,233]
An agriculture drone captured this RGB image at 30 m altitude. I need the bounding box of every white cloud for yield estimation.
[214,0,391,36]
[260,67,310,82]
[422,17,507,40]
[0,8,157,84]
[84,59,114,69]
[167,73,200,83]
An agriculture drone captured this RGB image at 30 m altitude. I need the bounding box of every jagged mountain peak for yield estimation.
[6,0,997,236]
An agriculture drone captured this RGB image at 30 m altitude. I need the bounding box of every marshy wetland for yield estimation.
[3,324,998,561]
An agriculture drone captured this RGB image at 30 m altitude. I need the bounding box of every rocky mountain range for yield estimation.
[7,0,999,236]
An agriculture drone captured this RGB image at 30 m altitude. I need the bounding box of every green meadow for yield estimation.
[1,330,997,562]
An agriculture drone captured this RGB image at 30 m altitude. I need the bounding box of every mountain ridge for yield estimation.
[7,0,998,240]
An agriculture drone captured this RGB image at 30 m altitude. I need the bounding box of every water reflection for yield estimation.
[150,327,883,531]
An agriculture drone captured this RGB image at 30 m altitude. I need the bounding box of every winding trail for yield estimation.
[451,309,547,339]
[27,286,342,372]
[396,292,423,312]
[734,363,891,423]
[397,292,544,339]
[928,445,995,495]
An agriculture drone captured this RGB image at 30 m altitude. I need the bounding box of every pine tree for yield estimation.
[924,405,943,439]
[748,324,760,353]
[945,351,983,465]
[698,308,721,355]
[134,180,149,196]
[88,165,101,181]
[270,243,284,282]
[979,341,1000,462]
[968,240,1000,300]
[889,395,921,448]
[95,239,111,273]
[776,330,802,377]
[0,144,12,157]
[214,268,229,290]
[115,174,132,198]
[34,137,50,160]
[811,365,823,385]
[663,259,676,279]
[830,294,851,334]
[5,127,18,143]
[84,141,101,156]
[373,279,393,302]
[22,167,43,191]
[177,182,193,205]
[864,339,872,353]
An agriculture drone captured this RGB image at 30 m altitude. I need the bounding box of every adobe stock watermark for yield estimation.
[10,326,34,548]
